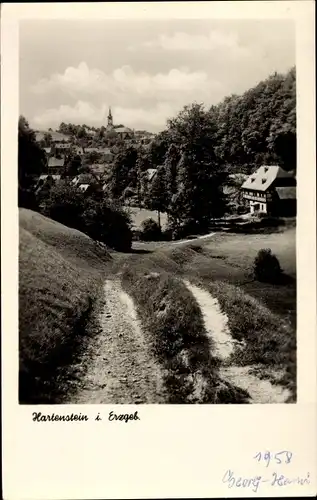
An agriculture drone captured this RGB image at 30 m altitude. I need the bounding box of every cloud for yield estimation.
[31,101,176,132]
[129,30,250,57]
[31,62,214,100]
[29,62,226,131]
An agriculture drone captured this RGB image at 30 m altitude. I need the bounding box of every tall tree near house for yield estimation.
[266,67,296,171]
[166,103,226,234]
[135,148,152,208]
[145,166,168,229]
[164,143,180,199]
[65,154,82,177]
[108,144,138,199]
[147,129,170,166]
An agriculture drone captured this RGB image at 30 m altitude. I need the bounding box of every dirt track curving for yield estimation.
[183,280,291,404]
[67,279,165,404]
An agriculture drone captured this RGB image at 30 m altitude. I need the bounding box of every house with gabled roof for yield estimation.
[48,156,65,174]
[35,174,62,195]
[241,165,296,216]
[72,172,102,196]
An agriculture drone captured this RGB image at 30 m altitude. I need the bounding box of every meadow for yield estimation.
[19,208,296,403]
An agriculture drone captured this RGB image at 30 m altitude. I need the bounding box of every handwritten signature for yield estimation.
[222,451,311,492]
[222,469,310,493]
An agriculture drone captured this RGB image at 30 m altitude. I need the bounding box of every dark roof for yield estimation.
[275,187,297,200]
[48,157,65,167]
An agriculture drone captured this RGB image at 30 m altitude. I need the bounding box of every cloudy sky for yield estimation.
[19,19,295,132]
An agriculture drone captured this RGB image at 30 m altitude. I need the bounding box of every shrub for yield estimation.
[253,248,283,283]
[39,181,132,251]
[81,199,132,252]
[40,180,85,230]
[140,218,162,241]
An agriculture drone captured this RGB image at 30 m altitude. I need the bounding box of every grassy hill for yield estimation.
[120,230,296,401]
[19,208,112,403]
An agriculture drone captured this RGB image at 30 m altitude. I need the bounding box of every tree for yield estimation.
[144,166,168,229]
[81,198,132,251]
[65,154,82,176]
[39,181,132,251]
[140,218,161,241]
[58,122,68,134]
[135,148,152,207]
[40,180,85,230]
[164,103,226,235]
[108,145,138,199]
[210,67,296,172]
[76,126,87,140]
[147,130,170,166]
[253,248,282,283]
[164,143,180,198]
[18,115,46,208]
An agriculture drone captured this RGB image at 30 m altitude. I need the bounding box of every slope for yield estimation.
[19,208,112,403]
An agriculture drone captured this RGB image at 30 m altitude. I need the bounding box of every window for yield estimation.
[264,167,269,173]
[262,178,266,184]
[251,178,255,183]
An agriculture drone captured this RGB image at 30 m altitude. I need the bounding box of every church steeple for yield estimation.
[107,106,113,128]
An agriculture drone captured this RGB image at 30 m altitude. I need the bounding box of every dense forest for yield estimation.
[211,66,296,172]
[149,66,296,174]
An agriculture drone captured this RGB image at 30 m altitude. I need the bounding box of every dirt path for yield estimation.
[68,279,165,404]
[183,281,245,360]
[173,232,216,245]
[183,280,291,404]
[219,366,291,404]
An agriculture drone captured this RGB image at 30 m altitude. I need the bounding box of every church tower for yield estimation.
[107,106,113,128]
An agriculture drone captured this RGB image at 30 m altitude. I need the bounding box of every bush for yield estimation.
[81,199,132,252]
[140,218,162,241]
[39,181,132,251]
[253,248,283,283]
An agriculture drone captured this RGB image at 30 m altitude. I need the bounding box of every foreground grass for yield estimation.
[19,208,111,404]
[120,257,250,403]
[123,241,296,401]
[199,279,296,400]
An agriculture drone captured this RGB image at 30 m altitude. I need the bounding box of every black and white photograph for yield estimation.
[18,17,297,405]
